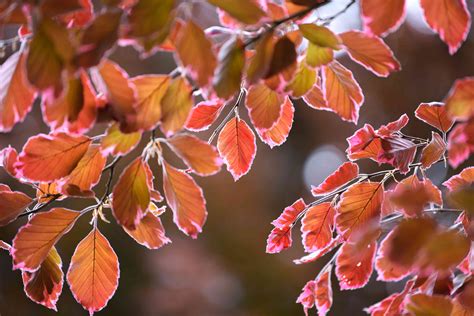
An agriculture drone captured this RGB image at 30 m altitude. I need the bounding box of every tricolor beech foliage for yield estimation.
[0,0,472,314]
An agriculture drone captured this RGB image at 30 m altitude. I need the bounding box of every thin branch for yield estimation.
[321,0,356,25]
[19,194,62,217]
[208,89,244,144]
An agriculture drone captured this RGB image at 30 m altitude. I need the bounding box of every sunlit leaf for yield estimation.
[415,102,454,132]
[311,161,359,196]
[213,37,245,99]
[360,0,406,36]
[420,132,446,169]
[257,97,294,148]
[299,24,341,50]
[101,123,142,156]
[445,77,474,120]
[246,83,284,130]
[301,202,335,253]
[336,240,377,290]
[160,77,193,136]
[123,210,171,249]
[185,100,224,132]
[406,294,453,316]
[207,0,265,24]
[0,184,32,226]
[285,63,316,98]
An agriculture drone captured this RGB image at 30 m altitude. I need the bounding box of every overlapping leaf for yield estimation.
[0,184,32,226]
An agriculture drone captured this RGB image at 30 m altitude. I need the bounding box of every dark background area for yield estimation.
[1,1,474,315]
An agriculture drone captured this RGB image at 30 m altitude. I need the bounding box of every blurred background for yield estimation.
[1,1,474,315]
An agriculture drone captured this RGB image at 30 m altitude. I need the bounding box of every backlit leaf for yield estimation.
[419,0,471,54]
[175,20,216,87]
[12,208,81,271]
[360,0,406,36]
[160,77,193,136]
[264,36,297,78]
[112,158,151,230]
[101,123,142,156]
[375,231,411,282]
[322,61,364,124]
[207,0,265,24]
[213,37,245,99]
[271,199,307,229]
[297,265,333,316]
[22,247,63,311]
[299,24,341,50]
[336,182,384,239]
[285,63,316,98]
[246,83,284,130]
[423,230,470,271]
[420,132,446,169]
[443,167,474,191]
[306,43,334,68]
[257,97,295,148]
[67,228,119,315]
[406,294,453,316]
[445,77,474,120]
[217,117,257,181]
[415,102,455,132]
[0,51,36,132]
[128,0,174,38]
[266,226,293,254]
[59,145,107,197]
[167,134,222,176]
[336,240,377,290]
[246,33,275,85]
[123,210,171,249]
[129,75,170,131]
[311,161,359,196]
[162,161,207,238]
[185,100,224,132]
[339,30,401,77]
[16,133,91,182]
[301,202,336,253]
[0,184,32,226]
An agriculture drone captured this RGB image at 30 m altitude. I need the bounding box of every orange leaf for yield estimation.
[301,202,336,253]
[360,0,406,36]
[340,30,401,77]
[303,81,327,109]
[22,247,63,311]
[415,102,455,132]
[443,167,474,191]
[375,231,411,282]
[246,83,284,130]
[185,100,224,132]
[445,77,474,120]
[101,122,142,156]
[0,146,19,178]
[162,161,207,238]
[160,77,193,136]
[406,294,453,316]
[112,157,151,230]
[59,144,107,197]
[322,61,364,124]
[207,0,265,24]
[296,265,333,316]
[16,133,91,182]
[257,97,295,148]
[420,132,446,169]
[42,72,99,134]
[217,117,257,181]
[167,134,222,176]
[422,230,470,271]
[311,161,359,196]
[246,33,275,85]
[67,228,119,315]
[0,51,36,132]
[175,20,217,87]
[420,0,471,54]
[336,182,384,239]
[129,74,170,131]
[264,35,297,78]
[0,184,32,226]
[124,209,171,249]
[336,240,377,290]
[12,208,81,271]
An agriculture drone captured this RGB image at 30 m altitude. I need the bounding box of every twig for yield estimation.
[19,194,62,217]
[208,89,244,144]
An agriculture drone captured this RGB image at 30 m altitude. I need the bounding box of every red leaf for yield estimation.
[266,226,293,254]
[443,167,474,191]
[59,145,107,197]
[375,231,412,282]
[336,182,384,239]
[16,133,91,182]
[101,122,142,156]
[365,279,415,315]
[167,134,222,176]
[297,265,333,316]
[336,240,377,290]
[0,184,32,226]
[390,175,442,217]
[376,113,409,137]
[217,116,257,181]
[112,158,151,230]
[67,228,119,315]
[185,100,224,132]
[322,61,364,124]
[301,202,336,253]
[311,161,359,196]
[123,209,171,249]
[346,124,382,160]
[271,198,307,229]
[256,97,295,148]
[415,102,455,132]
[445,77,474,121]
[378,136,417,174]
[42,72,99,134]
[246,83,284,130]
[12,208,81,271]
[419,0,471,54]
[22,247,63,311]
[340,30,401,77]
[0,51,36,132]
[420,132,446,169]
[162,161,207,238]
[128,74,170,131]
[447,121,474,168]
[360,0,406,36]
[0,146,19,178]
